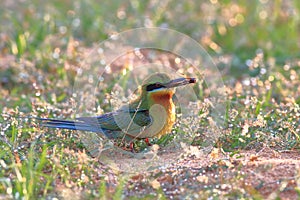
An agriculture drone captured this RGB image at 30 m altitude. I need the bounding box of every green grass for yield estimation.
[1,0,300,199]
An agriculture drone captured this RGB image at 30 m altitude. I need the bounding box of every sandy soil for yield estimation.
[122,147,300,199]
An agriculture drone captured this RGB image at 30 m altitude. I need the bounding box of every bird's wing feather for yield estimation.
[77,109,152,132]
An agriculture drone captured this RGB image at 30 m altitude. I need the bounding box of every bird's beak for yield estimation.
[164,77,197,88]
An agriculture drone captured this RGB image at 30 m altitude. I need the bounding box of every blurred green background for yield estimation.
[1,0,299,65]
[1,0,299,102]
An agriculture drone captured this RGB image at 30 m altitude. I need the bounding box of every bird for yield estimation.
[38,73,196,150]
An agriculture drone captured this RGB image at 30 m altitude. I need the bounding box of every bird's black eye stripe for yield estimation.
[146,82,165,91]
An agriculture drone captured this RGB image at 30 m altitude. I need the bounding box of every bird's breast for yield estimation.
[138,91,176,138]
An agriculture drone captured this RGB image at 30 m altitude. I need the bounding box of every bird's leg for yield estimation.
[130,142,135,153]
[144,138,152,146]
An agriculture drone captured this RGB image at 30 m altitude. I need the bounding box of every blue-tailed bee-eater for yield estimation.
[38,73,196,148]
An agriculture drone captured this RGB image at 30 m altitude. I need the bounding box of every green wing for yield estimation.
[77,108,152,132]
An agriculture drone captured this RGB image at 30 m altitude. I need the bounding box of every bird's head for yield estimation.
[133,73,196,108]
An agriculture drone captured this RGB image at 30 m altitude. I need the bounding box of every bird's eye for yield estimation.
[146,82,164,91]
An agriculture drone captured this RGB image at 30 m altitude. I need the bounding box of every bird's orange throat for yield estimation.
[148,90,176,137]
[149,91,175,115]
[150,91,174,107]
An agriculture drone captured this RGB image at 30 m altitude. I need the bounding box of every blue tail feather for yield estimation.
[37,118,104,133]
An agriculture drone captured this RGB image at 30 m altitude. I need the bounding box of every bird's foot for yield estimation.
[130,142,136,153]
[144,138,152,146]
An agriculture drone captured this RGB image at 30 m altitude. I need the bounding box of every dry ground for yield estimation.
[120,147,300,199]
